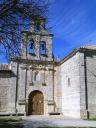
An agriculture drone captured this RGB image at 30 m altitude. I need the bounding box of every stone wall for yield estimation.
[0,73,10,113]
[1,48,96,118]
[59,52,81,118]
[85,51,96,119]
[0,62,17,114]
[59,50,96,119]
[17,63,55,115]
[22,31,53,61]
[78,52,87,119]
[54,66,62,113]
[78,50,96,119]
[19,29,54,115]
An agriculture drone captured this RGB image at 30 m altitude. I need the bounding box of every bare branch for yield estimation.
[0,0,49,60]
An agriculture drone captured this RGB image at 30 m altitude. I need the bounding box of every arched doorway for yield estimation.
[28,90,44,115]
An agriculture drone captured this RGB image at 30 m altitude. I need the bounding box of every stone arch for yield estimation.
[28,39,35,55]
[28,90,44,115]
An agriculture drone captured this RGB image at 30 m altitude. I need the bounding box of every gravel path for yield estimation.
[22,115,96,128]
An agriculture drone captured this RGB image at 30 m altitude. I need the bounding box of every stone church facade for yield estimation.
[0,18,96,119]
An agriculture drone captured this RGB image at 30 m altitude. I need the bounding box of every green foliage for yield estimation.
[0,116,22,122]
[0,116,23,128]
[0,124,23,128]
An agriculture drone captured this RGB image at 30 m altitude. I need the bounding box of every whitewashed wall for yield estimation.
[59,52,81,118]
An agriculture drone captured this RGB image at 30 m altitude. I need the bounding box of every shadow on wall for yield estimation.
[0,71,16,78]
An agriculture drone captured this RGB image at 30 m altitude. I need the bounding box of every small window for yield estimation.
[68,78,71,87]
[31,70,33,82]
[40,41,46,55]
[28,39,35,54]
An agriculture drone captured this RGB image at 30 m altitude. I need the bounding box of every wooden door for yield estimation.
[28,90,44,115]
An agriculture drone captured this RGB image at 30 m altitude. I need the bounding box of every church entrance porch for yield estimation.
[28,90,44,115]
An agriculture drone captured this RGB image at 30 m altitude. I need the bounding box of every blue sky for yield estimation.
[47,0,96,59]
[1,0,96,63]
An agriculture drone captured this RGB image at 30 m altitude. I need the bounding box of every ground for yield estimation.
[1,115,96,128]
[0,116,23,128]
[23,115,96,128]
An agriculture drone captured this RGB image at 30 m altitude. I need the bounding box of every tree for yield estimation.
[0,0,48,59]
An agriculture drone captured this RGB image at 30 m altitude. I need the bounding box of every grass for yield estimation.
[39,127,95,128]
[84,118,96,120]
[0,123,23,128]
[0,116,22,122]
[84,117,96,121]
[0,116,23,128]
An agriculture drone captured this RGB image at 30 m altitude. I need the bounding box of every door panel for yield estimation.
[28,91,44,115]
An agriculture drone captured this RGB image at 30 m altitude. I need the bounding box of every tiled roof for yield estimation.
[0,64,11,71]
[60,45,96,65]
[81,45,96,50]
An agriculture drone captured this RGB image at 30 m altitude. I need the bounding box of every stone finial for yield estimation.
[39,17,46,31]
[30,20,35,32]
[30,16,46,32]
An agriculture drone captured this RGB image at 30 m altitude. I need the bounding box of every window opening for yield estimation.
[40,41,46,55]
[28,39,35,54]
[68,78,71,87]
[31,70,33,82]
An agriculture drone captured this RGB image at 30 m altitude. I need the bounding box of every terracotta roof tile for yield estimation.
[0,64,11,71]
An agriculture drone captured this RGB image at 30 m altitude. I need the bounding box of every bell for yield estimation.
[30,43,34,49]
